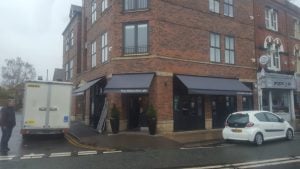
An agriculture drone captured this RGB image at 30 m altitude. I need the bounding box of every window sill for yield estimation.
[123,8,150,13]
[265,27,278,32]
[123,53,150,57]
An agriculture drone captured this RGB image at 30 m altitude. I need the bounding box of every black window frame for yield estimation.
[123,22,149,56]
[224,0,234,17]
[210,32,221,63]
[225,36,235,64]
[123,0,149,12]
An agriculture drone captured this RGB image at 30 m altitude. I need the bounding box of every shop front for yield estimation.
[173,75,252,131]
[258,73,296,121]
[295,74,300,119]
[104,73,155,131]
[73,78,106,128]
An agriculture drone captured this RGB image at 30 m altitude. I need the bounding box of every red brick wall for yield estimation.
[254,0,300,73]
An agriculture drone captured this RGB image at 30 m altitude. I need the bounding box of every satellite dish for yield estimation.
[259,55,269,65]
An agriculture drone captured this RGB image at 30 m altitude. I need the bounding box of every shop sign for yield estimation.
[120,89,148,93]
[261,77,295,89]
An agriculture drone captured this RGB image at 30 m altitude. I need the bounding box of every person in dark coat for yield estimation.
[0,99,16,155]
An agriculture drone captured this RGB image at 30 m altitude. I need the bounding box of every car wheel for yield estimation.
[286,129,293,141]
[254,133,263,146]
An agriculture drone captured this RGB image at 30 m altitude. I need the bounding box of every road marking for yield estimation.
[180,146,214,150]
[49,152,72,158]
[21,153,45,160]
[185,157,300,169]
[0,155,15,161]
[103,150,122,154]
[239,159,300,168]
[78,151,98,156]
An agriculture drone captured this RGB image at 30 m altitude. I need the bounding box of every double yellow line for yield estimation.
[64,133,114,152]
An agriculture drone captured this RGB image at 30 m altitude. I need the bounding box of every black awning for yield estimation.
[177,75,252,95]
[73,78,103,95]
[104,73,155,94]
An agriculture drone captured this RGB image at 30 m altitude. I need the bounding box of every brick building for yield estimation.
[66,0,259,133]
[254,0,300,122]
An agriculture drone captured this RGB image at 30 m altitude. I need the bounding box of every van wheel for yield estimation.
[254,133,263,146]
[286,129,293,141]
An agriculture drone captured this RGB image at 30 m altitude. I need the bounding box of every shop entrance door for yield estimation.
[174,95,205,131]
[212,96,236,128]
[126,95,148,130]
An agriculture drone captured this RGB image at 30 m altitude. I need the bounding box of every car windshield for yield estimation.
[227,113,249,128]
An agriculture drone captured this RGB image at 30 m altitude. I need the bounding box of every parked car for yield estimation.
[222,111,294,146]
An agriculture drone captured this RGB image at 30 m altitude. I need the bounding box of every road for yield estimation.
[1,113,300,169]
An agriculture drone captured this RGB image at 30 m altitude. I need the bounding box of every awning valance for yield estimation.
[104,73,154,94]
[73,78,103,95]
[176,75,252,95]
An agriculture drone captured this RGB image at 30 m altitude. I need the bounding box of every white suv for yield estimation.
[222,111,294,145]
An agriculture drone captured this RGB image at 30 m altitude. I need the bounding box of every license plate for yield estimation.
[231,129,242,133]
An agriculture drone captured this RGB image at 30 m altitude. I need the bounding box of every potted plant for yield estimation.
[146,105,157,135]
[110,104,120,134]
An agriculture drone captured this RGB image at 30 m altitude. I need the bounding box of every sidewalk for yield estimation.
[67,121,223,151]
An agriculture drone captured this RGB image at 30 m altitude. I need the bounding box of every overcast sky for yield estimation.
[0,0,81,81]
[0,0,300,82]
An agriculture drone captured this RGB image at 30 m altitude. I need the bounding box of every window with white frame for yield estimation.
[267,44,281,71]
[101,32,108,63]
[65,63,69,80]
[294,19,300,39]
[92,0,97,24]
[210,33,221,62]
[124,0,148,11]
[65,37,70,52]
[225,36,235,64]
[265,7,278,31]
[70,30,74,46]
[69,59,73,79]
[101,0,108,12]
[91,41,97,68]
[224,0,234,17]
[209,0,220,14]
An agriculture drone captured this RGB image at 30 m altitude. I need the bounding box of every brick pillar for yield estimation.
[149,75,174,133]
[84,89,90,125]
[237,95,243,111]
[204,96,212,129]
[71,96,76,121]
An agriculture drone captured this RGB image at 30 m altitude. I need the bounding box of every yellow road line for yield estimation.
[64,133,114,152]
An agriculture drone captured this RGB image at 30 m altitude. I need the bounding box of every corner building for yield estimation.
[67,0,257,133]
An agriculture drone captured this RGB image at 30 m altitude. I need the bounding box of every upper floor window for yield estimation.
[65,63,69,80]
[65,37,70,52]
[70,30,74,46]
[294,19,300,39]
[101,32,108,63]
[224,0,234,17]
[69,59,73,79]
[124,23,148,55]
[101,0,108,13]
[91,41,97,67]
[210,33,221,62]
[265,37,282,71]
[209,0,220,14]
[65,59,73,80]
[225,36,235,64]
[124,0,148,11]
[265,7,278,31]
[92,0,97,24]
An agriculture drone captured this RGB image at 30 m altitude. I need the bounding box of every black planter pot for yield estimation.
[148,118,157,135]
[110,118,119,134]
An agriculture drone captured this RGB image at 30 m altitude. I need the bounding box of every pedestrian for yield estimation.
[0,98,16,155]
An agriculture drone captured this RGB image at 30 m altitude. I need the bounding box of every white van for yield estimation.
[21,81,73,136]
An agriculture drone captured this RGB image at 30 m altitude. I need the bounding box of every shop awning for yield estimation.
[73,78,103,96]
[176,75,252,95]
[104,73,155,94]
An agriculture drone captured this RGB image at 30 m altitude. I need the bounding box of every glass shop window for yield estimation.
[272,90,290,113]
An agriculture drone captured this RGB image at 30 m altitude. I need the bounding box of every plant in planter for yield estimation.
[110,104,120,134]
[146,105,157,135]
